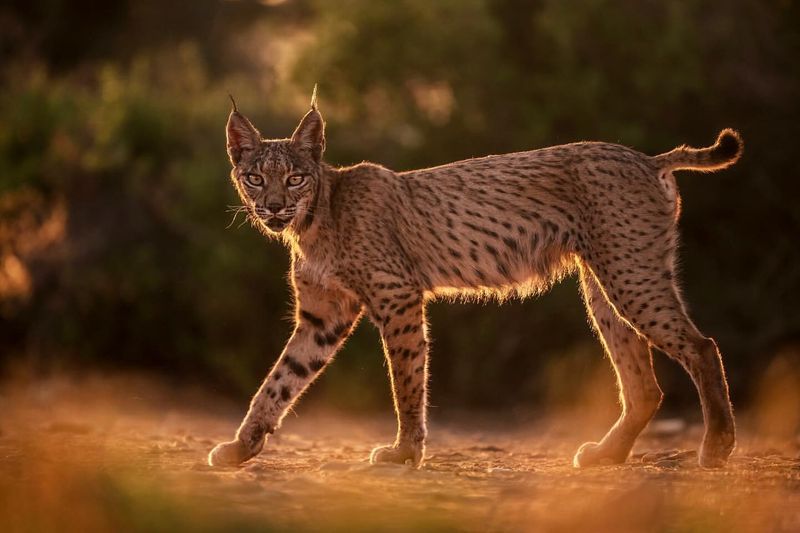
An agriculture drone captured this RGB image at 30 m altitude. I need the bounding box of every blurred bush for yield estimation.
[0,0,798,411]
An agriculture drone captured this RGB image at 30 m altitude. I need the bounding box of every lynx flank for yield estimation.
[209,93,742,469]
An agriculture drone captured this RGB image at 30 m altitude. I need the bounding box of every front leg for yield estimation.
[368,290,429,468]
[209,279,361,467]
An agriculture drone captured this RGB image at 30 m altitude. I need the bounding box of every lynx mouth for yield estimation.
[265,218,290,231]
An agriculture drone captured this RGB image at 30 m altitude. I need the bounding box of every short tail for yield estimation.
[652,129,743,172]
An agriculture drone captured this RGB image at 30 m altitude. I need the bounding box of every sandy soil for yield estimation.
[0,374,798,532]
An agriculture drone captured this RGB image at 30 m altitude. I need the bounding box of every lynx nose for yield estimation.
[266,203,284,215]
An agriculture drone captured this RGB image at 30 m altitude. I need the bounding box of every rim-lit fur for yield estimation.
[209,100,742,470]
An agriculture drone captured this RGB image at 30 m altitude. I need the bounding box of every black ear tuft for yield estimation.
[290,108,325,162]
[310,84,318,111]
[226,109,261,166]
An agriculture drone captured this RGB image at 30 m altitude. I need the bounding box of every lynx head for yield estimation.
[226,92,325,235]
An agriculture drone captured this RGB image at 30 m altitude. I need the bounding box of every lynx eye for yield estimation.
[244,174,263,187]
[286,174,307,188]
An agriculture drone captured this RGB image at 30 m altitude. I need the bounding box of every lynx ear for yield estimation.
[290,106,325,162]
[226,105,261,166]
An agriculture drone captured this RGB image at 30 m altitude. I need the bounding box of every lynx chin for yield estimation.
[209,91,742,469]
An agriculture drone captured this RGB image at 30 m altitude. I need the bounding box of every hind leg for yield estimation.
[574,265,664,467]
[583,257,735,468]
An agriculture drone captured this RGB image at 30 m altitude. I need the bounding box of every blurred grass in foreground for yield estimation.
[0,373,798,533]
[4,455,797,533]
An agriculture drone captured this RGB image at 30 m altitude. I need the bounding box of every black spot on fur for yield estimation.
[280,386,291,401]
[314,332,327,346]
[333,322,350,337]
[283,355,309,378]
[300,310,325,329]
[502,237,518,252]
[314,330,340,346]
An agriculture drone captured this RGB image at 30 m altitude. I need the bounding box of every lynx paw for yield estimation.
[208,439,258,467]
[370,443,424,468]
[573,441,629,468]
[698,431,735,468]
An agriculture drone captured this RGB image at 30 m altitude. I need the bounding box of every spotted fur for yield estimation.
[208,98,742,469]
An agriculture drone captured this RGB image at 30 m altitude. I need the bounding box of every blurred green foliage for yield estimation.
[0,0,798,411]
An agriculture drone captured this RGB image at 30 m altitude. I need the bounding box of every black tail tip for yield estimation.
[714,128,743,162]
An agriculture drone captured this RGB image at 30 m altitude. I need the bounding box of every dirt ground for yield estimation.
[0,374,798,532]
